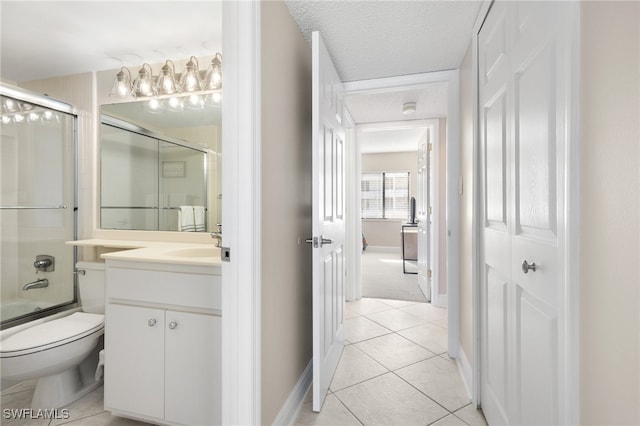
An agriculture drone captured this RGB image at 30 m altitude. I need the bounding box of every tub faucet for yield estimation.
[23,278,49,291]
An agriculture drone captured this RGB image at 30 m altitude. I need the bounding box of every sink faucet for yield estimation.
[23,278,49,291]
[210,224,222,248]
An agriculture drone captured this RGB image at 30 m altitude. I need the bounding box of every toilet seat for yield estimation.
[0,312,104,358]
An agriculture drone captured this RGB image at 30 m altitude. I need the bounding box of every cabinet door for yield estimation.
[165,311,221,426]
[105,304,165,420]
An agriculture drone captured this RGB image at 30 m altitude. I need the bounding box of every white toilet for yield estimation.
[0,261,105,409]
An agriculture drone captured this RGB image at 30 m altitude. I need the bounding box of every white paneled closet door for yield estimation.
[479,2,575,424]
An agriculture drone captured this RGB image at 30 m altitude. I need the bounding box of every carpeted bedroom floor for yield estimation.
[361,248,427,302]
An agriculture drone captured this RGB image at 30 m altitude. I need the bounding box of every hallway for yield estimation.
[295,298,487,425]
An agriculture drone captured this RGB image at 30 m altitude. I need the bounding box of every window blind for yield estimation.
[361,171,410,219]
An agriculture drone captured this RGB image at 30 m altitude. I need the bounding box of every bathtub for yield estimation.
[1,299,54,322]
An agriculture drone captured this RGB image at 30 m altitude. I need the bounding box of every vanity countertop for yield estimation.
[67,239,221,267]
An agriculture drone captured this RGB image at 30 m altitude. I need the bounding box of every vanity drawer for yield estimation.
[106,267,221,310]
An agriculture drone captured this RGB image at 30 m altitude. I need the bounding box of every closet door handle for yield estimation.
[148,319,157,327]
[522,260,537,274]
[168,321,178,330]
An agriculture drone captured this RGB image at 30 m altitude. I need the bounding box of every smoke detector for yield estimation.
[402,102,416,115]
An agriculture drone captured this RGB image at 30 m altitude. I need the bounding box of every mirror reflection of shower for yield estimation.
[0,85,77,328]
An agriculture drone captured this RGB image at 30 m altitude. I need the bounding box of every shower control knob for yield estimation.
[147,319,157,327]
[168,321,178,330]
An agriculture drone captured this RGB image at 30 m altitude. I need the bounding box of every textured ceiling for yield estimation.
[285,0,482,82]
[0,1,222,82]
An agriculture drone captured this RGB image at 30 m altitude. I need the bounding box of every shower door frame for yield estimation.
[0,83,79,329]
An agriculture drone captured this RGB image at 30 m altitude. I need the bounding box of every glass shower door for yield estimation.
[0,93,77,325]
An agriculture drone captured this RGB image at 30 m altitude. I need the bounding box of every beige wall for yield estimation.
[361,151,417,248]
[458,44,474,365]
[579,2,640,424]
[260,1,313,424]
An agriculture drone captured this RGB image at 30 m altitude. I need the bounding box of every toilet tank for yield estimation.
[76,261,105,314]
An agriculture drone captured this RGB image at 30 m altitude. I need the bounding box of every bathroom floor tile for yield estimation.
[329,345,388,392]
[56,411,153,425]
[50,385,106,426]
[396,356,470,412]
[334,373,448,426]
[398,322,448,354]
[295,393,362,426]
[343,316,392,343]
[354,333,436,371]
[0,390,51,426]
[364,308,426,332]
[0,380,37,396]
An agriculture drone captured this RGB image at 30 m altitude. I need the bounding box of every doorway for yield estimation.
[356,120,439,304]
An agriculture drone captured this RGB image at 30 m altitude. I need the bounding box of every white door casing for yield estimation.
[311,31,346,412]
[417,130,432,301]
[479,2,575,424]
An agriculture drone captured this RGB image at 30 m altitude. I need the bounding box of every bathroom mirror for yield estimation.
[99,97,221,232]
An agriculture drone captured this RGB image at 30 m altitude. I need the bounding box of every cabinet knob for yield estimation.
[168,321,178,330]
[147,319,157,327]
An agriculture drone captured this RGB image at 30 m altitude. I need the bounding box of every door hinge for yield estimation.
[428,206,432,215]
[427,269,432,279]
[221,247,231,262]
[428,143,433,152]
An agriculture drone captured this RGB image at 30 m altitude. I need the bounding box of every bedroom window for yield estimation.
[361,172,410,219]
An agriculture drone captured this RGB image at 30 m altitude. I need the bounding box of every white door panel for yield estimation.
[312,31,345,412]
[479,1,572,424]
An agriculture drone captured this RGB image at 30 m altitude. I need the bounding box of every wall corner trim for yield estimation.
[272,359,313,426]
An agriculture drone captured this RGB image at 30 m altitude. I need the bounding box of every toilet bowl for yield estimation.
[0,261,105,409]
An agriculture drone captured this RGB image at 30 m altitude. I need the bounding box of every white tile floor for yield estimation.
[1,297,486,426]
[295,298,487,426]
[0,381,151,426]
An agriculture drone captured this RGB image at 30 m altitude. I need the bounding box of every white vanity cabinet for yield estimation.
[103,260,221,426]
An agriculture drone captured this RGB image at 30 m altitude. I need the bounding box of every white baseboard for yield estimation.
[272,359,313,426]
[456,345,473,400]
[432,293,447,308]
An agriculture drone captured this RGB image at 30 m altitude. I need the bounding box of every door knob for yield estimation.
[320,237,333,246]
[168,321,178,330]
[148,319,157,327]
[522,260,537,274]
[305,236,332,248]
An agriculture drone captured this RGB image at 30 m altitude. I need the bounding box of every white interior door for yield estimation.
[416,130,432,301]
[479,2,573,424]
[311,31,345,412]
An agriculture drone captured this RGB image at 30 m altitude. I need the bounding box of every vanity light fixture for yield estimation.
[180,56,203,92]
[133,63,155,97]
[109,67,134,99]
[203,53,223,90]
[108,53,223,113]
[402,102,417,115]
[156,60,179,96]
